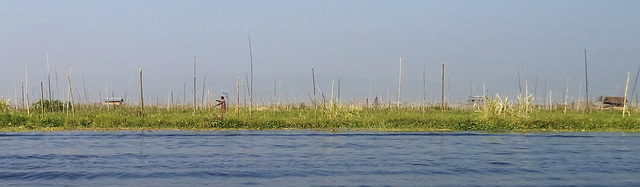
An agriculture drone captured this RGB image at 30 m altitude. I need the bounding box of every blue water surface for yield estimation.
[1,130,639,186]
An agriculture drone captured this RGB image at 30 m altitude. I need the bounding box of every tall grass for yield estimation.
[481,94,534,118]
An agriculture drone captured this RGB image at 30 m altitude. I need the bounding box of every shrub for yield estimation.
[0,97,10,113]
[31,100,67,112]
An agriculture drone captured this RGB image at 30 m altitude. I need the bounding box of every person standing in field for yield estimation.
[215,96,226,117]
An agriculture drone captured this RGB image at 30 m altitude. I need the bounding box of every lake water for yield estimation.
[1,130,639,186]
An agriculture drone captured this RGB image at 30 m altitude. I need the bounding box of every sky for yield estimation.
[1,0,639,106]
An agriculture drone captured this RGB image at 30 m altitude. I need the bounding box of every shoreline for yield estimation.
[1,106,639,132]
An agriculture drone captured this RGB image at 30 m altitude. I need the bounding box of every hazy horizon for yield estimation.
[2,0,639,106]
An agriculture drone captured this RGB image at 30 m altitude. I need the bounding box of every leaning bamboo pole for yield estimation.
[632,65,640,108]
[623,72,630,118]
[68,68,75,117]
[584,49,590,112]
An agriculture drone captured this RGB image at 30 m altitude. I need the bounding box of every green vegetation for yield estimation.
[0,97,10,113]
[0,98,639,132]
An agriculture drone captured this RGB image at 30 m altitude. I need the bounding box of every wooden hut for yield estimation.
[104,98,124,106]
[597,96,626,107]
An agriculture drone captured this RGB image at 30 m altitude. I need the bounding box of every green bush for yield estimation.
[0,97,10,113]
[31,100,67,112]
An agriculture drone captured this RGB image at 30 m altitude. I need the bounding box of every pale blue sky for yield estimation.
[1,0,639,105]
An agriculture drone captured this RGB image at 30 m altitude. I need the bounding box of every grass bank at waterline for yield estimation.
[0,105,639,132]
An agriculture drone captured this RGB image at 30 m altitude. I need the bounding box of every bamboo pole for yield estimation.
[525,80,529,116]
[47,53,52,101]
[182,83,186,110]
[423,66,426,113]
[237,76,240,115]
[623,72,630,117]
[518,71,522,95]
[207,90,211,111]
[564,78,569,114]
[312,68,316,108]
[140,68,145,117]
[632,65,640,107]
[26,67,30,115]
[201,76,206,105]
[55,70,59,101]
[337,79,340,105]
[441,63,445,113]
[584,49,589,112]
[331,79,334,113]
[82,74,87,105]
[21,80,24,110]
[245,74,249,107]
[248,34,253,115]
[549,90,552,110]
[68,68,75,117]
[397,57,402,110]
[167,84,171,111]
[40,82,44,120]
[193,56,197,115]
